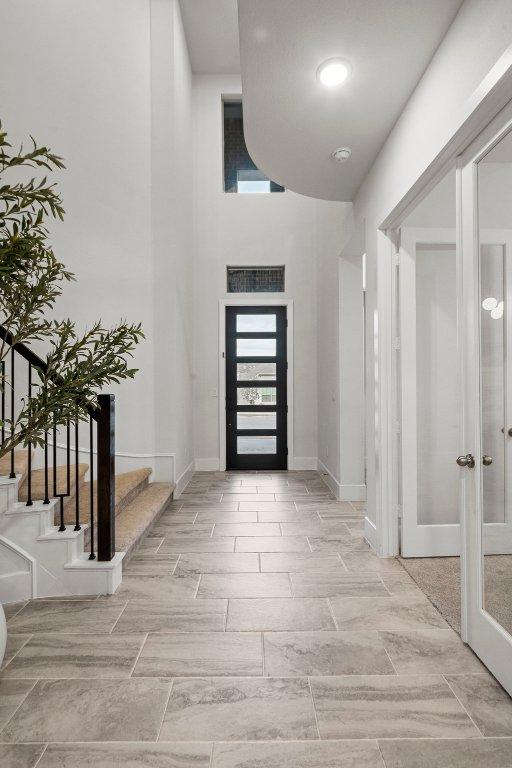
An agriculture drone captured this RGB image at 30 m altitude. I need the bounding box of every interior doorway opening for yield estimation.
[395,168,462,630]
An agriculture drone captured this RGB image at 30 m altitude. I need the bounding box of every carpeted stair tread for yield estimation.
[18,463,88,503]
[116,482,174,559]
[63,467,151,525]
[0,450,30,483]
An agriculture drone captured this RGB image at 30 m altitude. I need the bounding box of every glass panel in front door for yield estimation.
[477,130,512,637]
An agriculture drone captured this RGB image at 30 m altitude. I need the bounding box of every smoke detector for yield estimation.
[331,147,351,163]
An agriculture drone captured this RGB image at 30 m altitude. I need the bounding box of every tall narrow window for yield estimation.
[223,100,284,194]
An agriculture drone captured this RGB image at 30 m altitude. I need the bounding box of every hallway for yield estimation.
[1,472,512,766]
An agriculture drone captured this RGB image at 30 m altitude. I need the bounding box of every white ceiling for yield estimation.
[179,0,240,74]
[238,0,464,201]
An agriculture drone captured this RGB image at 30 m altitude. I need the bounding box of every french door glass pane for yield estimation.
[237,387,277,405]
[415,245,459,525]
[477,128,512,636]
[236,314,276,332]
[237,338,276,357]
[237,362,276,380]
[237,436,277,454]
[237,412,277,430]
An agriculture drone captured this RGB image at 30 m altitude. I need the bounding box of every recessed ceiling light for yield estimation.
[317,58,351,87]
[331,147,351,162]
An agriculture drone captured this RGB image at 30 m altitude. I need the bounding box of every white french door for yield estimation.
[459,103,512,695]
[400,225,512,558]
[399,228,460,556]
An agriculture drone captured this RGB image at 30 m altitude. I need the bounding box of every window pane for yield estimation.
[223,100,284,194]
[236,314,276,332]
[237,387,277,405]
[227,266,285,293]
[237,338,276,357]
[237,363,276,381]
[237,436,277,454]
[237,412,276,430]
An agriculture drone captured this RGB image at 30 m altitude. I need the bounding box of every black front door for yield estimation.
[226,306,287,470]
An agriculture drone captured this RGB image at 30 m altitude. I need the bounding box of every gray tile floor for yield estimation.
[2,470,512,767]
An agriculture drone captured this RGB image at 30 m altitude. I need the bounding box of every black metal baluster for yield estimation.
[97,395,115,561]
[26,363,33,506]
[52,420,57,497]
[43,429,50,504]
[9,348,15,478]
[89,416,95,560]
[74,418,81,531]
[66,419,70,495]
[1,360,5,448]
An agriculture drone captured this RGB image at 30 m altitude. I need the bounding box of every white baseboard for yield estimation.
[364,516,378,553]
[174,461,195,498]
[195,458,220,472]
[339,484,367,502]
[290,457,318,471]
[195,457,318,472]
[317,460,341,498]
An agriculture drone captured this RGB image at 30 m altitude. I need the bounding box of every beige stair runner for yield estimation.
[7,453,174,562]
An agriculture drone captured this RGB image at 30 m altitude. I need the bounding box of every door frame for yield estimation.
[218,299,294,472]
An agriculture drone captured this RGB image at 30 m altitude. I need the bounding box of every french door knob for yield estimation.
[483,455,493,466]
[456,454,475,468]
[509,428,512,438]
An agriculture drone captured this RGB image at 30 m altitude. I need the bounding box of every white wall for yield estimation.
[192,75,344,470]
[0,0,194,485]
[151,0,194,486]
[349,0,512,542]
[316,215,366,499]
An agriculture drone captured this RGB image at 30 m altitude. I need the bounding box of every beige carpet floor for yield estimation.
[399,555,512,637]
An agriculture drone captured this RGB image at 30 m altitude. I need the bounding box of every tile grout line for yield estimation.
[307,676,322,741]
[0,632,33,674]
[194,573,202,599]
[128,631,149,677]
[381,643,399,676]
[171,553,181,575]
[3,601,28,622]
[326,597,339,630]
[32,743,49,768]
[0,677,38,735]
[443,673,485,736]
[109,601,130,634]
[155,679,174,742]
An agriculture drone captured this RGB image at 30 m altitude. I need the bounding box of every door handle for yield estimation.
[483,455,493,466]
[500,428,512,437]
[456,454,475,468]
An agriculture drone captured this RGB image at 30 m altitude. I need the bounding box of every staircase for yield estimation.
[0,327,174,604]
[0,451,174,602]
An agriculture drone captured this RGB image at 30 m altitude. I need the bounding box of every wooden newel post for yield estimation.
[97,394,115,561]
